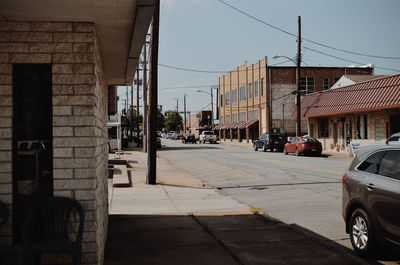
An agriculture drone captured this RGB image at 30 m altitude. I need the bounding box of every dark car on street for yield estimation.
[342,143,400,256]
[182,134,196,144]
[253,134,285,152]
[284,136,322,156]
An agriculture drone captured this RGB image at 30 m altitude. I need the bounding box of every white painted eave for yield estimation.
[0,0,155,85]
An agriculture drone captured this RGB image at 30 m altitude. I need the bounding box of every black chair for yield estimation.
[22,196,85,265]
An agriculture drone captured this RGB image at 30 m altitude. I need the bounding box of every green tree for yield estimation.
[164,112,183,132]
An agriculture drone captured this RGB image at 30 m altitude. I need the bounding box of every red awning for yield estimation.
[234,121,247,129]
[214,123,225,130]
[238,120,258,129]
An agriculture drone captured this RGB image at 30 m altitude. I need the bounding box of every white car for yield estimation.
[199,131,217,144]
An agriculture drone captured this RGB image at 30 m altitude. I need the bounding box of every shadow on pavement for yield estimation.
[104,214,376,265]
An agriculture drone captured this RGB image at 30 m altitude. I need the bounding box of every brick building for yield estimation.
[301,74,400,153]
[0,1,156,264]
[216,57,373,142]
[186,110,212,137]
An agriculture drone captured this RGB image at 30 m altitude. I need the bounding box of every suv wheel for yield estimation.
[350,208,374,256]
[263,144,267,152]
[253,144,258,151]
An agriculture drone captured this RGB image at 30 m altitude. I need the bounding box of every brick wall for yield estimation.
[309,109,398,153]
[0,21,108,265]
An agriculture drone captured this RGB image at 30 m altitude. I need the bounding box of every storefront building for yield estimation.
[0,0,156,264]
[301,74,400,153]
[217,57,373,142]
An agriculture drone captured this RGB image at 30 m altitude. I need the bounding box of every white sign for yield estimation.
[350,141,360,157]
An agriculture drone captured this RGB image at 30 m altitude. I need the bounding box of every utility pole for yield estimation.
[143,38,148,152]
[136,68,140,147]
[184,94,187,134]
[147,0,159,185]
[296,15,302,136]
[188,111,191,132]
[210,86,214,128]
[126,86,129,113]
[176,97,179,113]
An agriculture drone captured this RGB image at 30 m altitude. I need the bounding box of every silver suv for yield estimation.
[342,143,400,256]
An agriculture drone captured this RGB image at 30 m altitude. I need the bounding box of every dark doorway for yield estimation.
[390,115,400,135]
[12,64,53,243]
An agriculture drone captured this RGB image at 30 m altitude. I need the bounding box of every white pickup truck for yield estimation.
[199,131,217,144]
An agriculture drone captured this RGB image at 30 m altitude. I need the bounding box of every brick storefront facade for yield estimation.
[0,21,108,265]
[218,57,373,140]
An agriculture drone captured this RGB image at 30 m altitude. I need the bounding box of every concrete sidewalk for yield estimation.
[104,149,374,265]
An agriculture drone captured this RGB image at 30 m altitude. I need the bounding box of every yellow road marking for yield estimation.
[196,158,263,180]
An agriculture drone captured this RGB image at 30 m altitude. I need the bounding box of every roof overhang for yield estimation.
[305,105,400,119]
[0,0,155,85]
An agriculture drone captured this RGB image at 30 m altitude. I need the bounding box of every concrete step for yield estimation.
[113,164,130,187]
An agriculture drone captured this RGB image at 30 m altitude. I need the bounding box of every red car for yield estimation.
[284,136,322,156]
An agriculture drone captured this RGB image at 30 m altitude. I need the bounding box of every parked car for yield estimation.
[284,136,322,156]
[157,137,161,148]
[199,131,217,144]
[173,133,182,140]
[253,134,285,152]
[182,133,196,144]
[342,143,400,256]
[166,132,174,139]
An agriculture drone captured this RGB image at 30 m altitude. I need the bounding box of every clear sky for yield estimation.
[118,0,400,115]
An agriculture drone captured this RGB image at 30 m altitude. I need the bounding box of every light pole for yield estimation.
[272,16,301,136]
[197,85,218,129]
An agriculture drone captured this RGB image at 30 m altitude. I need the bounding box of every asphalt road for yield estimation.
[158,139,351,243]
[157,138,400,264]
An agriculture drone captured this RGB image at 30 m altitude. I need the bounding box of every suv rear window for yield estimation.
[379,150,400,180]
[357,151,385,174]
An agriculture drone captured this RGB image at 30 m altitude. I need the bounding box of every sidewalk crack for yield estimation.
[191,215,245,265]
[161,185,181,213]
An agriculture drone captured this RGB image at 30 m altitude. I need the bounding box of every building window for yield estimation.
[239,86,246,102]
[225,92,230,106]
[357,114,368,139]
[261,78,265,96]
[375,119,383,141]
[300,77,315,94]
[323,78,329,90]
[232,89,237,104]
[220,94,223,107]
[318,118,329,138]
[248,83,252,99]
[254,81,259,98]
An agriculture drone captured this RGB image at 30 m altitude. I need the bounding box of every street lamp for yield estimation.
[197,85,218,129]
[272,54,301,136]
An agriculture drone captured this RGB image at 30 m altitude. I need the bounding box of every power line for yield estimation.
[217,0,400,60]
[160,85,211,90]
[159,60,292,74]
[304,46,400,73]
[159,63,226,73]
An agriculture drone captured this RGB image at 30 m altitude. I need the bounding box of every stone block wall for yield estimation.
[0,21,108,265]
